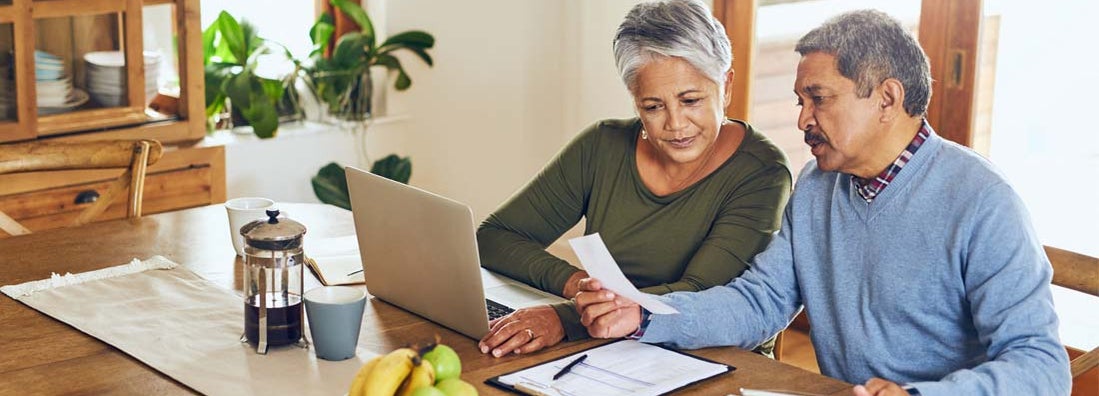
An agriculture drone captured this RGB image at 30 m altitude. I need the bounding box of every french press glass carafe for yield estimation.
[240,209,308,354]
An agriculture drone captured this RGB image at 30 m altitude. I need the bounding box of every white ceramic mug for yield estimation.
[224,197,276,256]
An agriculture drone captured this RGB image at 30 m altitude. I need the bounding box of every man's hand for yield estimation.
[853,378,909,396]
[574,278,642,338]
[561,270,590,299]
[478,305,565,357]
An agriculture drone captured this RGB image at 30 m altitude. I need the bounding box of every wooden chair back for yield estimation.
[1044,246,1099,384]
[0,139,163,236]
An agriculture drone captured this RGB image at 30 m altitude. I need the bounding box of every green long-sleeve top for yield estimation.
[477,118,792,341]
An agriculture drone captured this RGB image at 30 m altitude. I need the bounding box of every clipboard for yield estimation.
[486,339,735,396]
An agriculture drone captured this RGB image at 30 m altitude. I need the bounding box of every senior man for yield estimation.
[575,9,1070,396]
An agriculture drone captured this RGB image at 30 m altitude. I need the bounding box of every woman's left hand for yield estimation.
[478,305,565,357]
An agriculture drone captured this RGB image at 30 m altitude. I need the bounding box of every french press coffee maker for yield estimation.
[239,209,309,354]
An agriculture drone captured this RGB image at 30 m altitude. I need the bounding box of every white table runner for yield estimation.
[2,256,371,395]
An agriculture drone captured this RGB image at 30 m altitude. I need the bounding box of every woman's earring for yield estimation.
[721,118,730,125]
[641,129,648,140]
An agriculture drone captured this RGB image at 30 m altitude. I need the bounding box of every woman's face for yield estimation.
[632,56,732,165]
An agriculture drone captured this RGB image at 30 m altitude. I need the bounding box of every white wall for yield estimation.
[225,1,646,221]
[381,1,642,219]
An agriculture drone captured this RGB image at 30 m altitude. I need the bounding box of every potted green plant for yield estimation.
[311,155,411,210]
[304,0,435,121]
[307,0,431,208]
[203,11,303,138]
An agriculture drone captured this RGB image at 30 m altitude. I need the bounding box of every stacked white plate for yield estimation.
[84,50,160,107]
[0,50,88,116]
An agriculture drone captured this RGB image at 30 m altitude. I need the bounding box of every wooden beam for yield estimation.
[713,0,757,121]
[31,0,126,19]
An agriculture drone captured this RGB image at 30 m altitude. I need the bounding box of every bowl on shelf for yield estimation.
[84,50,161,107]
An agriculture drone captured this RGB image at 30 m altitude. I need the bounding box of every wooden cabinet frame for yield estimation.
[0,0,205,145]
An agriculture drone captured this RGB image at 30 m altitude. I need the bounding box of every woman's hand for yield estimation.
[478,305,565,357]
[575,278,643,338]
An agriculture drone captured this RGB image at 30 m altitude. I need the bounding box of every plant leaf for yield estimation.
[202,20,218,65]
[380,31,435,49]
[330,0,375,48]
[204,64,232,109]
[215,11,246,64]
[371,154,412,184]
[393,69,411,91]
[223,71,254,109]
[309,13,335,47]
[331,32,369,69]
[242,99,279,138]
[403,46,434,67]
[259,77,284,101]
[311,162,351,210]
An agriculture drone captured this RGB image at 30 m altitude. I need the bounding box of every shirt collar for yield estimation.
[852,120,932,203]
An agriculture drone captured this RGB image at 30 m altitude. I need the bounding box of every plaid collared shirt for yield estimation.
[852,121,931,203]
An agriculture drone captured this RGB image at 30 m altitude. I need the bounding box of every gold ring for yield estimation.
[525,328,535,339]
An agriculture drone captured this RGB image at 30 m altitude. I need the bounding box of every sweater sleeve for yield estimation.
[639,162,792,295]
[907,182,1071,396]
[639,202,804,350]
[476,124,598,296]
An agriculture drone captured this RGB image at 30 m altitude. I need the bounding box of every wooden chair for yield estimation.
[0,139,163,236]
[1044,245,1099,394]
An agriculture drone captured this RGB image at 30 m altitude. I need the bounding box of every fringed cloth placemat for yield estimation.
[2,256,370,395]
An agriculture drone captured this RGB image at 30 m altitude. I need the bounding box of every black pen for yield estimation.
[552,354,587,380]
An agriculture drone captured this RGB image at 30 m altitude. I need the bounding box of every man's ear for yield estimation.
[723,69,735,107]
[878,78,905,122]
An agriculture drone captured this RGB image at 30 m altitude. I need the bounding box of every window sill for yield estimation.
[204,115,410,146]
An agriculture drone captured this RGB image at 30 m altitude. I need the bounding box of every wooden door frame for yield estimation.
[713,0,983,147]
[919,0,983,147]
[712,0,756,122]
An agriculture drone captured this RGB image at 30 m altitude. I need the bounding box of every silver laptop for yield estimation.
[345,166,566,339]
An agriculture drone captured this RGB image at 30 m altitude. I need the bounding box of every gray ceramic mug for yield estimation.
[304,286,367,361]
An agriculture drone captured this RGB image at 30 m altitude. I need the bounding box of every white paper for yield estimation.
[568,233,679,314]
[497,340,728,396]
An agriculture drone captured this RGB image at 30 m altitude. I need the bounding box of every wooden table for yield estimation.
[0,203,853,395]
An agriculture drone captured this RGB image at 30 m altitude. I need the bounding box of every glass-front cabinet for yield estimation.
[0,0,203,143]
[0,0,223,237]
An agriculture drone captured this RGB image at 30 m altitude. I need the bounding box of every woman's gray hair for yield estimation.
[613,0,732,93]
[795,9,931,117]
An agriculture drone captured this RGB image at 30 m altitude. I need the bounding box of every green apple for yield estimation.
[434,378,478,396]
[410,386,448,396]
[422,344,462,382]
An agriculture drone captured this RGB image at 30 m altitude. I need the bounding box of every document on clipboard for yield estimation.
[486,339,733,396]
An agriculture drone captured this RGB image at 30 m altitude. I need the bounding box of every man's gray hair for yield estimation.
[613,0,732,93]
[796,9,931,117]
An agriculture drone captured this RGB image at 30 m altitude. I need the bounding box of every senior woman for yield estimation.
[477,0,791,358]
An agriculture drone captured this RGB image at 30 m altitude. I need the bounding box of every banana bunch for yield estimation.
[348,347,435,396]
[348,343,478,396]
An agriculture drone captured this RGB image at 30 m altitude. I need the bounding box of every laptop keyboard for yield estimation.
[486,299,515,321]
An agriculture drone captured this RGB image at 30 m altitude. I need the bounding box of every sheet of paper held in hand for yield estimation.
[568,233,678,314]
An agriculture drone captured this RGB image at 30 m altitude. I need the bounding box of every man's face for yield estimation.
[793,52,884,176]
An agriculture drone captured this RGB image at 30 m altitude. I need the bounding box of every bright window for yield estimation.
[200,0,317,76]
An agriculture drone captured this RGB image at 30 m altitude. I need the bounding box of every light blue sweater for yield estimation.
[640,131,1071,395]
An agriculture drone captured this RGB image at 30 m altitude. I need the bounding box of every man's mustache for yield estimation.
[804,130,826,146]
